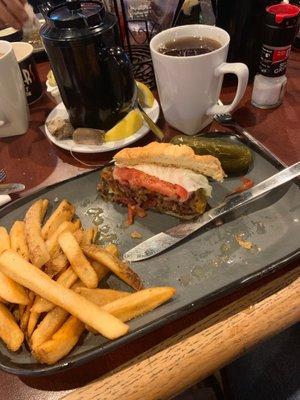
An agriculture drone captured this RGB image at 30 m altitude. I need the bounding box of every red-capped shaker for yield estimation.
[251,2,299,109]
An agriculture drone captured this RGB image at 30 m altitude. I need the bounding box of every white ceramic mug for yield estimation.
[150,25,249,135]
[0,40,29,138]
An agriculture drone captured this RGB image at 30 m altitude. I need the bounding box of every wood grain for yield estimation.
[63,267,300,400]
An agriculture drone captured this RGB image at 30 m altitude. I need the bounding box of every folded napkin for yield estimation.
[0,195,11,207]
[23,3,41,34]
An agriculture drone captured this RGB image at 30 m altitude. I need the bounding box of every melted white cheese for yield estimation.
[117,164,212,197]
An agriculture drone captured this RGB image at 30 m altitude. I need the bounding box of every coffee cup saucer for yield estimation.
[43,100,160,154]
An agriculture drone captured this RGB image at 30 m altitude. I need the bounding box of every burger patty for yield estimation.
[98,166,207,218]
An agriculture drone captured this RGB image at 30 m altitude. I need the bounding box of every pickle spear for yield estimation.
[170,135,253,174]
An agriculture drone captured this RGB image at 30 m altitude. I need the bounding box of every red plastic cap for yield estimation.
[267,3,300,24]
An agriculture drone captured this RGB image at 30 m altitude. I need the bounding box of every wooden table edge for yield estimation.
[62,266,300,400]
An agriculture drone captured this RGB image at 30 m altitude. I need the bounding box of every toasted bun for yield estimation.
[113,142,225,181]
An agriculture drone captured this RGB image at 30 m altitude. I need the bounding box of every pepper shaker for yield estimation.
[251,3,300,109]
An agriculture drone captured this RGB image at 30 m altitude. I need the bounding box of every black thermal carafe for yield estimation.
[40,0,136,129]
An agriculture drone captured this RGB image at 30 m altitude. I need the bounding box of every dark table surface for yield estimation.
[0,49,299,400]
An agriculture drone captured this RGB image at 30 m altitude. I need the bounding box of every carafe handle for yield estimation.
[98,46,136,108]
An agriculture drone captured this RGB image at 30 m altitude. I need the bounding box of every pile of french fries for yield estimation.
[0,199,175,365]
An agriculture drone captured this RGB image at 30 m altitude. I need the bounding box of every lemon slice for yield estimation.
[104,109,144,142]
[136,81,155,108]
[47,70,57,87]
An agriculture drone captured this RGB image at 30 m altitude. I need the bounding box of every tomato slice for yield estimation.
[114,167,188,201]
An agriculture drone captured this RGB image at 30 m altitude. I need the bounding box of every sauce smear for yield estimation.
[225,177,254,198]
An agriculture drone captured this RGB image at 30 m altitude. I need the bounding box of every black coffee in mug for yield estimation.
[158,36,221,57]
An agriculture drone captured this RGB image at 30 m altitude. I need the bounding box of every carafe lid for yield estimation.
[40,0,117,41]
[48,0,106,28]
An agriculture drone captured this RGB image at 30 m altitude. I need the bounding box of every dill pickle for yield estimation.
[170,135,253,174]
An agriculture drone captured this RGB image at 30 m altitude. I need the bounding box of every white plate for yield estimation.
[44,100,160,153]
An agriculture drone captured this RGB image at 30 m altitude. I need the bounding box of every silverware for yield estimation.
[0,183,26,195]
[0,169,6,182]
[214,103,287,167]
[123,162,300,262]
[135,82,165,142]
[137,103,165,142]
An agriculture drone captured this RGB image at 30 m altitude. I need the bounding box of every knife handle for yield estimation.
[0,183,25,195]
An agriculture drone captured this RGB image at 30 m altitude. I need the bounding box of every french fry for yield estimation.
[0,227,10,254]
[58,231,98,289]
[9,221,29,260]
[82,244,143,290]
[33,287,175,362]
[42,199,49,216]
[20,292,35,332]
[102,287,176,322]
[44,252,69,278]
[56,267,78,287]
[44,228,83,277]
[81,228,96,246]
[45,221,77,256]
[88,243,118,281]
[31,289,128,350]
[32,245,116,314]
[24,199,50,268]
[31,307,69,350]
[34,232,107,314]
[42,200,75,240]
[0,270,29,305]
[31,267,78,313]
[104,243,119,258]
[72,219,81,231]
[90,260,110,281]
[33,316,85,365]
[27,310,40,337]
[19,305,25,320]
[12,306,20,322]
[74,288,130,306]
[72,229,84,244]
[0,303,24,351]
[0,250,129,339]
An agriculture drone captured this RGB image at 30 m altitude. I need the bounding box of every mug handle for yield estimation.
[206,62,249,115]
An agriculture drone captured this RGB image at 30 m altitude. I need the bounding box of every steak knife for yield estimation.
[123,162,300,262]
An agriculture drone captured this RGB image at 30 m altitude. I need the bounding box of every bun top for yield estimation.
[113,142,225,181]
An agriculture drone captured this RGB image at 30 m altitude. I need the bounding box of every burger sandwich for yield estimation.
[98,142,225,220]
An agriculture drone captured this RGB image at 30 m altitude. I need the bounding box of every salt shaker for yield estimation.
[251,3,299,109]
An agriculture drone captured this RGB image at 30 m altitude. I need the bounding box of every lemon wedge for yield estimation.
[104,109,144,142]
[136,81,155,108]
[47,70,57,87]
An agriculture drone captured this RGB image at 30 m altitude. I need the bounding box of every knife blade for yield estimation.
[123,162,300,262]
[0,183,25,195]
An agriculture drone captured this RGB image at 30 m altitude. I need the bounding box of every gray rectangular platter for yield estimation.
[0,134,299,376]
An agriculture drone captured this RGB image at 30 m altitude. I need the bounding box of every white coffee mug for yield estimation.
[150,25,249,135]
[0,40,29,138]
